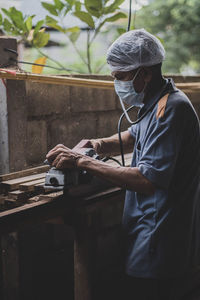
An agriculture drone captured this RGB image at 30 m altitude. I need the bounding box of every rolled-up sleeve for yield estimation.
[138,103,185,189]
[128,124,137,139]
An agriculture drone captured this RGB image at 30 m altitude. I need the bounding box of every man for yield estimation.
[46,29,200,299]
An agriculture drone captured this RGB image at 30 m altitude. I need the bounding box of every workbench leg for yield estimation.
[0,232,20,300]
[74,229,96,300]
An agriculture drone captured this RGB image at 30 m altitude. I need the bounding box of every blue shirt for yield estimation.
[123,78,200,278]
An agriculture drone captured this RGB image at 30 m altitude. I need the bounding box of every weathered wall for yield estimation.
[4,75,200,172]
[24,81,133,169]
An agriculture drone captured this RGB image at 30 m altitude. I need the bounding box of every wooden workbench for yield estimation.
[0,153,132,300]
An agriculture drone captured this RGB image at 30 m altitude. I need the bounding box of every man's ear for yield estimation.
[142,67,152,83]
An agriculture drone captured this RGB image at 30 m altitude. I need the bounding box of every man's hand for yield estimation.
[46,144,82,169]
[89,139,104,155]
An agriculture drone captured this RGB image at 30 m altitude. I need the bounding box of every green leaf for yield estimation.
[3,18,13,32]
[45,15,58,25]
[69,31,80,42]
[96,20,106,32]
[75,1,81,11]
[104,0,125,14]
[45,15,66,32]
[84,0,102,18]
[1,8,11,19]
[3,18,19,35]
[41,2,58,16]
[54,0,64,11]
[64,5,72,16]
[9,7,26,31]
[0,13,2,26]
[33,31,50,48]
[117,27,126,35]
[73,11,95,28]
[64,0,75,5]
[34,20,44,36]
[25,16,33,31]
[105,12,127,22]
[65,26,80,32]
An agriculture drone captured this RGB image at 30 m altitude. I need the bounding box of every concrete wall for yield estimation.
[2,75,200,173]
[7,80,133,172]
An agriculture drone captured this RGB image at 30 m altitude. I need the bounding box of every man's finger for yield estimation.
[46,147,69,160]
[46,144,70,159]
[52,152,64,167]
[55,157,66,169]
[48,144,66,153]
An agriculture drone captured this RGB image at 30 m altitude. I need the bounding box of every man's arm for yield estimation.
[46,145,155,196]
[89,130,134,156]
[76,155,155,195]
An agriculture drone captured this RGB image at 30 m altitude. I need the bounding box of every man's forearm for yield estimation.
[77,155,155,195]
[91,130,134,156]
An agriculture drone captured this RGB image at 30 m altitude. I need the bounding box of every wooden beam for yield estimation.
[38,191,63,200]
[8,190,28,201]
[19,179,45,192]
[0,165,49,182]
[0,71,113,90]
[1,173,46,191]
[0,70,200,91]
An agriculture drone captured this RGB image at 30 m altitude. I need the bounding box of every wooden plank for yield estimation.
[0,187,125,236]
[1,173,46,191]
[27,195,41,203]
[19,179,45,192]
[3,198,20,210]
[38,191,63,200]
[8,190,28,201]
[0,70,199,91]
[0,71,114,90]
[34,183,46,193]
[0,165,49,182]
[4,198,17,204]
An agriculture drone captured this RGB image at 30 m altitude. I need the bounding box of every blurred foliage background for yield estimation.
[136,0,200,75]
[0,0,199,75]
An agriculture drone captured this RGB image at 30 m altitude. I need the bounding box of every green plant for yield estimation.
[0,7,49,47]
[0,1,127,74]
[41,0,127,73]
[0,6,76,72]
[136,0,200,74]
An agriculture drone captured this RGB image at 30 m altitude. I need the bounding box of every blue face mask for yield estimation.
[114,68,146,107]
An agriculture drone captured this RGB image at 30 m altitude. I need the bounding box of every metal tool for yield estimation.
[44,148,100,190]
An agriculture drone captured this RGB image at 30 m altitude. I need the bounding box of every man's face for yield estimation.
[111,68,146,93]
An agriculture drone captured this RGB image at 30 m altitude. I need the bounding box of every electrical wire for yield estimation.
[102,156,122,166]
[117,0,134,166]
[4,48,82,73]
[118,106,135,166]
[127,0,132,31]
[11,58,76,72]
[118,81,172,166]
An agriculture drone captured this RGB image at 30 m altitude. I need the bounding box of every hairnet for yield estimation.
[106,29,165,72]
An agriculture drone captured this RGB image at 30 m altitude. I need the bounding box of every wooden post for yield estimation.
[6,80,27,172]
[0,80,9,174]
[74,227,96,300]
[0,37,17,68]
[0,232,20,300]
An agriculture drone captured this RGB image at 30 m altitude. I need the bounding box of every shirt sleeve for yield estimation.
[128,124,137,139]
[137,100,186,189]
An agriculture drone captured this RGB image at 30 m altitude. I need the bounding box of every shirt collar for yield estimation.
[138,78,178,117]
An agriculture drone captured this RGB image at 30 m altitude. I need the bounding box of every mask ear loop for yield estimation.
[118,67,146,124]
[118,80,169,166]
